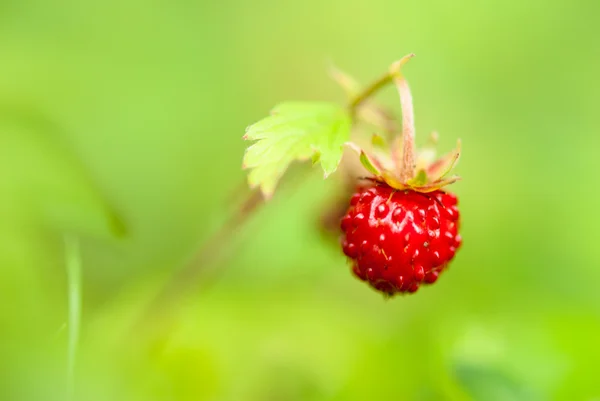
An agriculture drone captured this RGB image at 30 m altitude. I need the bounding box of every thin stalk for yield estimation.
[347,54,416,180]
[348,53,415,115]
[393,75,415,180]
[348,72,393,113]
[64,235,82,401]
[390,54,416,180]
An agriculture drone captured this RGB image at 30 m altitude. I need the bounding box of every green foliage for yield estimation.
[0,106,126,239]
[1,0,600,400]
[243,102,351,197]
[454,363,538,401]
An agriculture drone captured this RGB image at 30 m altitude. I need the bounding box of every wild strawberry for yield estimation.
[341,55,462,296]
[341,185,461,295]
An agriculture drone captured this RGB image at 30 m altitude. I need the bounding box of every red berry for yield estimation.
[341,183,461,296]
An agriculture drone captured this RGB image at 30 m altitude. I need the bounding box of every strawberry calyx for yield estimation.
[344,54,461,193]
[346,136,461,193]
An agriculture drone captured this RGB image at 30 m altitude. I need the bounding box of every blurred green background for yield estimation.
[1,0,599,400]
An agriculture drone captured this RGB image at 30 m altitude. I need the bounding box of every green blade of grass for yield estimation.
[64,235,82,401]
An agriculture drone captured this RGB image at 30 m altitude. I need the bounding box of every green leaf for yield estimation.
[243,102,351,198]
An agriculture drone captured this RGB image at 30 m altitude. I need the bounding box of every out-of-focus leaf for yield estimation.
[454,362,540,401]
[0,104,127,238]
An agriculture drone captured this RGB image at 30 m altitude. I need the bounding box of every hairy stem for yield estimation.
[390,54,416,181]
[347,54,416,180]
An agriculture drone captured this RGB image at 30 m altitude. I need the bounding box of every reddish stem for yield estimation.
[390,54,416,181]
[134,166,309,332]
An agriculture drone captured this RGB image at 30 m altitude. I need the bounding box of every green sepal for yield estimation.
[359,151,382,176]
[408,169,428,186]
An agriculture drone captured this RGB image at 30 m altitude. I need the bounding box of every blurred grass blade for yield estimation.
[64,235,82,401]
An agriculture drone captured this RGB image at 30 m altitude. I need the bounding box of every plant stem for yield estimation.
[347,54,416,180]
[64,235,82,401]
[390,55,416,180]
[348,72,393,113]
[393,73,416,181]
[348,53,415,115]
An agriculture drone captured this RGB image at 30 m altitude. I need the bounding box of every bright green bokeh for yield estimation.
[1,1,599,400]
